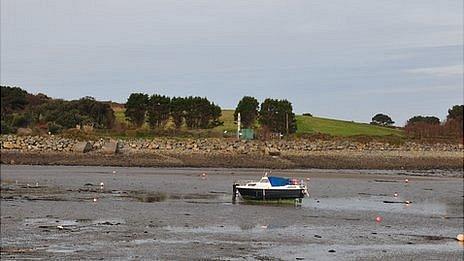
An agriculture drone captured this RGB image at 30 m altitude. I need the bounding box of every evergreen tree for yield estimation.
[147,94,171,129]
[234,96,259,128]
[125,93,149,127]
[259,98,297,134]
[371,113,394,126]
[170,97,185,129]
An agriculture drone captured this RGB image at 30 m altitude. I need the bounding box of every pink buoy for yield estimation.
[375,216,383,223]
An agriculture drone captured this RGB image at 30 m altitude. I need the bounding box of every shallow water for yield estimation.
[306,197,447,215]
[1,165,463,260]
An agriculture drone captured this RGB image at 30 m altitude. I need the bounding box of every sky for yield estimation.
[1,0,463,125]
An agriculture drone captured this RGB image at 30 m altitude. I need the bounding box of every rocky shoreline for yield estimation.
[1,135,463,171]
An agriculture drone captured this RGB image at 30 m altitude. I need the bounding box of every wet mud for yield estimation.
[1,165,463,260]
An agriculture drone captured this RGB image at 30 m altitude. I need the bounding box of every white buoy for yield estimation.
[93,198,97,202]
[112,170,116,174]
[394,192,398,197]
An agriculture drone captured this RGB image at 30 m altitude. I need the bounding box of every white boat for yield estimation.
[233,174,309,201]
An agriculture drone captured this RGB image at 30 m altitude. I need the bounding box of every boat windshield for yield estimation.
[259,178,269,183]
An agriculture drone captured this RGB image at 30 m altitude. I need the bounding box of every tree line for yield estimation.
[1,86,115,134]
[1,85,462,140]
[370,105,463,139]
[403,105,463,139]
[233,96,297,135]
[124,93,298,135]
[124,93,223,129]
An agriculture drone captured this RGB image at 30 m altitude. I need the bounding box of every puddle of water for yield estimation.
[131,238,256,247]
[23,217,125,230]
[23,218,78,227]
[91,218,125,226]
[131,239,157,245]
[164,224,290,234]
[304,198,447,215]
[43,244,87,254]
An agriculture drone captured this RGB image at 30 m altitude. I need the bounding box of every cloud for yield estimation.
[361,85,461,95]
[405,65,463,77]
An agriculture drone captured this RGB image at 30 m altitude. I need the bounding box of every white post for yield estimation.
[237,112,241,140]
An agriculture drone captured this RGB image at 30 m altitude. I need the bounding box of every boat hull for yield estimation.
[237,187,305,200]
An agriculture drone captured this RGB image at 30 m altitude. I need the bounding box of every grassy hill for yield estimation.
[113,108,403,137]
[295,115,403,137]
[216,110,402,137]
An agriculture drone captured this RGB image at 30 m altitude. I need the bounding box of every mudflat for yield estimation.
[2,150,464,170]
[1,165,463,260]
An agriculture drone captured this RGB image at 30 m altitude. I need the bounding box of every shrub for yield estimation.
[11,113,30,128]
[1,120,13,134]
[48,122,63,134]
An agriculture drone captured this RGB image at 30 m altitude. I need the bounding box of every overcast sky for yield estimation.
[1,0,463,125]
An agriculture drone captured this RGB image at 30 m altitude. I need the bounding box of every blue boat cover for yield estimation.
[268,176,290,186]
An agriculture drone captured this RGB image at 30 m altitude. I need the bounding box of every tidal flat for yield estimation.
[1,165,463,260]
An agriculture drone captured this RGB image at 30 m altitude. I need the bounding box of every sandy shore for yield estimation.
[1,165,463,260]
[2,150,463,171]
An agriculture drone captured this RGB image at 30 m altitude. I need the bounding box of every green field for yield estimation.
[113,108,403,137]
[114,107,126,124]
[214,110,237,133]
[295,115,403,137]
[217,110,402,137]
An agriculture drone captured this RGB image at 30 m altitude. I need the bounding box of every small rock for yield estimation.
[17,128,33,136]
[73,141,92,153]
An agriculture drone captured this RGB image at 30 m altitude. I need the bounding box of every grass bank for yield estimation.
[114,108,403,138]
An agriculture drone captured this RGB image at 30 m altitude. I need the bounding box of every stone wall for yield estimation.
[1,135,462,155]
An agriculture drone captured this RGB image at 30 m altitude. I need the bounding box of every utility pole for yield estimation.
[237,112,241,140]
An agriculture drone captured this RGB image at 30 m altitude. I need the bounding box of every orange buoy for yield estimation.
[457,234,464,242]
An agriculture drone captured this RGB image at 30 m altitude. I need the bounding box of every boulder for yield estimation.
[264,147,281,156]
[16,128,33,136]
[73,141,92,153]
[2,142,20,150]
[102,141,119,154]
